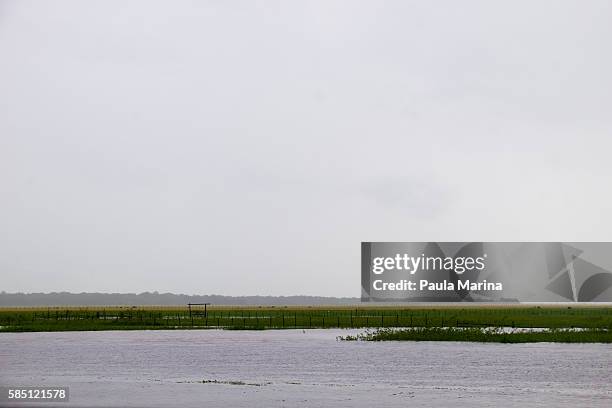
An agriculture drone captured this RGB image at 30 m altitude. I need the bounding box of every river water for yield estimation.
[1,329,610,407]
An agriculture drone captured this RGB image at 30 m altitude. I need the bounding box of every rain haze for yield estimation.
[1,0,611,297]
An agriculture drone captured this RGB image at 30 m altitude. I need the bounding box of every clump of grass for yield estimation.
[339,327,612,343]
[201,379,271,386]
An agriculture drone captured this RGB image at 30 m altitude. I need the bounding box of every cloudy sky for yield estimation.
[1,1,611,296]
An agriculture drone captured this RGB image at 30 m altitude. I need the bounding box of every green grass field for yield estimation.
[1,305,611,334]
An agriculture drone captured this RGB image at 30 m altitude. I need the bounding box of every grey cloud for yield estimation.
[1,0,611,296]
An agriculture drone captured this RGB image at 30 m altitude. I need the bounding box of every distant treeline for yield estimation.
[0,292,360,306]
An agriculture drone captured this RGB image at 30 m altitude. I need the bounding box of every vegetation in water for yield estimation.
[339,327,612,343]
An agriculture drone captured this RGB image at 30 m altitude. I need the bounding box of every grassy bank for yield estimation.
[1,305,611,333]
[340,327,612,343]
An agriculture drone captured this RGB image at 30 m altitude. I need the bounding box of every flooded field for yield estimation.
[1,330,611,407]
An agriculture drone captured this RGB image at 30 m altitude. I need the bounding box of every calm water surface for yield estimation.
[1,329,611,407]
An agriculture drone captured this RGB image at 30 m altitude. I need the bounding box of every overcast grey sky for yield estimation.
[1,0,611,296]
